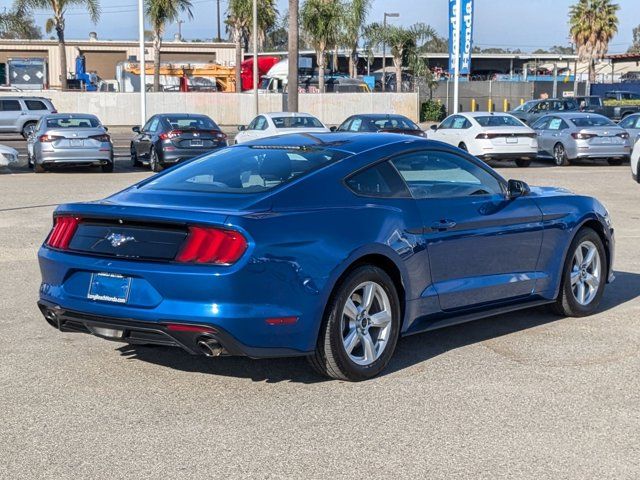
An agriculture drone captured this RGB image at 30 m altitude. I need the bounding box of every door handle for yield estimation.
[431,220,457,231]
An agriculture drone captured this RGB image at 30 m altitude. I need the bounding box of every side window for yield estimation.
[452,117,471,129]
[390,150,503,199]
[254,116,267,130]
[532,117,549,130]
[547,118,568,130]
[25,100,47,111]
[142,117,154,131]
[1,100,22,111]
[247,117,258,130]
[345,161,410,198]
[337,118,351,131]
[149,117,160,132]
[619,116,635,129]
[349,118,362,131]
[536,101,549,112]
[438,116,456,129]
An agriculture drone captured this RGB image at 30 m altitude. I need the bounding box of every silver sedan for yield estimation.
[28,114,113,173]
[618,113,640,149]
[532,113,631,166]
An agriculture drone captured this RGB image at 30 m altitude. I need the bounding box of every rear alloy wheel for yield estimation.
[607,158,623,166]
[458,142,468,151]
[553,143,570,166]
[309,265,401,381]
[515,159,532,168]
[149,147,163,172]
[552,228,606,317]
[22,122,36,139]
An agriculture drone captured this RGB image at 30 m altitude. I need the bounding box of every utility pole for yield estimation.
[253,0,258,116]
[287,0,299,112]
[177,20,184,40]
[216,0,221,41]
[138,0,146,125]
[381,12,399,92]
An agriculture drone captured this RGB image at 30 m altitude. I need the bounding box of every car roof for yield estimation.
[241,132,430,155]
[347,114,412,120]
[544,112,609,119]
[262,112,318,119]
[157,113,211,118]
[462,111,513,118]
[44,113,98,119]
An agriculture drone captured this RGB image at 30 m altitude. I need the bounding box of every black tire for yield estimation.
[27,152,33,169]
[149,147,163,172]
[553,143,570,166]
[131,144,142,167]
[607,158,623,166]
[21,122,36,139]
[34,163,46,173]
[308,265,401,381]
[515,159,532,168]
[458,142,468,151]
[551,227,607,317]
[101,161,114,173]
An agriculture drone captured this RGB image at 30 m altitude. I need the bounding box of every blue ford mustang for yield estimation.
[38,133,614,381]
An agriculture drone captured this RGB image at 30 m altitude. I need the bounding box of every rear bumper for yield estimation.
[38,148,113,165]
[160,145,225,165]
[569,143,631,160]
[477,151,537,161]
[37,300,308,358]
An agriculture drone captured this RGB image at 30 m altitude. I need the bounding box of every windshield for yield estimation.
[141,146,347,194]
[571,116,615,127]
[372,116,419,130]
[165,116,219,130]
[474,116,524,127]
[513,101,536,112]
[46,116,100,128]
[272,116,324,129]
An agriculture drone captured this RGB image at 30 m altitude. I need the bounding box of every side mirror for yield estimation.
[430,124,438,131]
[238,125,246,131]
[507,179,530,199]
[330,126,337,132]
[132,126,141,133]
[103,126,109,132]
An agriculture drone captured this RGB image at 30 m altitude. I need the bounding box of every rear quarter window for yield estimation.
[25,100,48,111]
[346,162,411,198]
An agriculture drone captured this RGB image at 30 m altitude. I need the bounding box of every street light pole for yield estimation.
[253,0,258,116]
[216,0,221,41]
[138,0,146,125]
[381,12,399,93]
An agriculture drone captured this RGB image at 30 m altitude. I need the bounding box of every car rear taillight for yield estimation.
[176,226,247,265]
[50,109,58,114]
[90,134,111,142]
[159,129,183,140]
[46,216,80,250]
[571,132,597,140]
[476,133,499,139]
[617,132,629,139]
[39,134,63,142]
[212,130,227,139]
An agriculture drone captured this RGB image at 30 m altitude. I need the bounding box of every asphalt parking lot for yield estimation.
[1,137,639,479]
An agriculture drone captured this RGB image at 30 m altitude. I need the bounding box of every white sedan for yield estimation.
[235,112,330,144]
[0,144,19,168]
[632,137,640,183]
[427,112,538,167]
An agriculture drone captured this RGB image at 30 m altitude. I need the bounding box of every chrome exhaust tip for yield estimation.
[197,338,223,357]
[44,309,59,329]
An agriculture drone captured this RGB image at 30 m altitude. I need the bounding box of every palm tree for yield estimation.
[14,0,100,90]
[569,0,619,83]
[343,0,371,77]
[300,0,343,92]
[226,0,278,92]
[288,0,299,111]
[365,22,435,93]
[147,0,194,92]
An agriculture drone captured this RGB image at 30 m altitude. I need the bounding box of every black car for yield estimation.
[333,114,426,137]
[131,114,227,171]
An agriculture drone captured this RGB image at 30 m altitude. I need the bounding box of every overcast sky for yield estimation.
[2,0,637,53]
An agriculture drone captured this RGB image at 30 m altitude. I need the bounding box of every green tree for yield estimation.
[0,6,42,39]
[14,0,100,89]
[146,0,194,92]
[628,25,640,53]
[365,22,435,93]
[301,0,343,92]
[569,0,619,83]
[343,0,371,77]
[226,0,278,92]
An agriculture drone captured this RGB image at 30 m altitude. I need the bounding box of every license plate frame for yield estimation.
[87,273,131,304]
[506,137,518,144]
[70,139,84,147]
[190,139,204,147]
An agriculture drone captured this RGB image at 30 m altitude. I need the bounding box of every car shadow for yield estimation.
[116,271,640,383]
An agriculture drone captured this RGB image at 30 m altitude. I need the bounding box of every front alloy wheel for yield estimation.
[553,143,570,166]
[309,265,400,381]
[552,227,606,317]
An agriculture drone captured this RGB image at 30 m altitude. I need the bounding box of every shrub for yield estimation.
[420,100,446,122]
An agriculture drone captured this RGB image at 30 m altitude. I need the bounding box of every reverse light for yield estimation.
[617,132,629,139]
[46,216,80,250]
[571,132,597,140]
[176,226,248,264]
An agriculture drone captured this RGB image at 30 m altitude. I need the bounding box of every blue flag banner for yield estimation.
[448,0,474,75]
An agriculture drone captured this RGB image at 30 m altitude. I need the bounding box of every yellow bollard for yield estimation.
[488,99,493,113]
[471,99,477,112]
[503,99,508,112]
[520,98,524,106]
